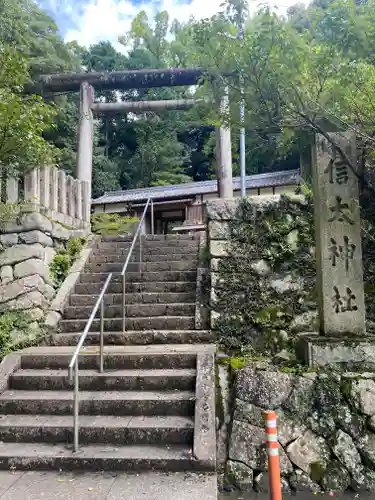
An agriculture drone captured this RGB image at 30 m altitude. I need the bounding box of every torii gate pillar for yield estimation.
[77,82,94,201]
[215,90,233,198]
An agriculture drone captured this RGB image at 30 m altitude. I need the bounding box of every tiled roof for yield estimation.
[92,169,300,205]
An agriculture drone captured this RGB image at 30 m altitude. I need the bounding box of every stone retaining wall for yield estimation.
[225,362,375,493]
[0,211,89,323]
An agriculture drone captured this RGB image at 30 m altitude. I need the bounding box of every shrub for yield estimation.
[91,212,139,235]
[50,236,87,289]
[50,254,70,289]
[67,236,86,261]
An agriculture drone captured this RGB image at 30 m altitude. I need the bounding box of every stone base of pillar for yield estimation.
[297,333,375,370]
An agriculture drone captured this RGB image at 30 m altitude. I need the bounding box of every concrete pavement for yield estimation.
[0,471,217,500]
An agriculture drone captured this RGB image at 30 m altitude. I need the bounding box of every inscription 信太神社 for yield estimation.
[324,153,349,185]
[329,236,356,271]
[332,286,358,313]
[328,196,354,225]
[313,132,365,335]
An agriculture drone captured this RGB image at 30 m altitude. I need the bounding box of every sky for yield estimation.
[37,0,311,49]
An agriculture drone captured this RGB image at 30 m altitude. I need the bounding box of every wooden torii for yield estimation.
[27,68,233,201]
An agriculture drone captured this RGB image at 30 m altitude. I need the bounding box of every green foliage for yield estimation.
[214,196,316,356]
[0,310,43,359]
[217,355,260,370]
[50,237,87,289]
[66,236,86,262]
[49,254,70,289]
[91,212,139,236]
[0,311,29,348]
[0,46,58,172]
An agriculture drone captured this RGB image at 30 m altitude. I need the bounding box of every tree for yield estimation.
[0,46,57,175]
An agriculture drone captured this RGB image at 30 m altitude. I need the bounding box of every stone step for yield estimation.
[48,331,214,347]
[94,245,199,256]
[63,303,195,320]
[91,253,198,263]
[101,234,199,242]
[59,316,196,332]
[21,350,197,371]
[96,243,199,252]
[11,368,197,391]
[0,442,209,471]
[70,292,196,307]
[85,261,198,273]
[0,415,194,445]
[79,271,197,284]
[0,390,195,416]
[74,281,196,295]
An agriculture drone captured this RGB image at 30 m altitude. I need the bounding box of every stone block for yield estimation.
[19,230,53,247]
[298,334,375,370]
[0,244,45,266]
[270,274,303,294]
[0,266,13,285]
[332,430,363,477]
[254,472,291,493]
[193,354,216,470]
[283,375,316,419]
[347,378,375,416]
[210,240,228,257]
[208,221,230,240]
[14,258,52,285]
[205,199,238,221]
[44,310,62,331]
[290,311,318,333]
[27,307,44,321]
[51,222,70,241]
[229,420,293,474]
[225,460,253,491]
[5,290,48,311]
[22,212,52,233]
[320,461,351,492]
[0,233,18,247]
[235,368,295,409]
[289,470,321,492]
[286,430,330,476]
[210,310,220,328]
[357,432,375,467]
[0,274,51,304]
[233,400,264,427]
[251,259,271,276]
[276,410,306,447]
[43,247,56,265]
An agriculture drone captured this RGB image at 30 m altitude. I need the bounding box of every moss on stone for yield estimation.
[310,461,327,482]
[213,195,316,356]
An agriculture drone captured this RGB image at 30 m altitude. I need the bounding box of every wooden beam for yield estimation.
[25,68,215,94]
[91,99,195,113]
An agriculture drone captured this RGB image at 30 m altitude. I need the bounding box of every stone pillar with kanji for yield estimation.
[313,131,366,336]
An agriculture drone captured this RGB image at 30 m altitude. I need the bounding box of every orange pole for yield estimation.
[264,410,282,500]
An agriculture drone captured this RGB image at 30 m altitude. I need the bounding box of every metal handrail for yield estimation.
[121,197,152,332]
[67,197,154,452]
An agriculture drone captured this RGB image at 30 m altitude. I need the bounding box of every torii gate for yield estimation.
[27,68,233,203]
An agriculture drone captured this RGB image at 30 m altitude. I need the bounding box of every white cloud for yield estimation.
[65,0,310,49]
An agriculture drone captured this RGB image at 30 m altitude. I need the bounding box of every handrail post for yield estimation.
[139,234,143,273]
[122,273,126,332]
[73,358,79,452]
[99,299,104,373]
[151,199,154,235]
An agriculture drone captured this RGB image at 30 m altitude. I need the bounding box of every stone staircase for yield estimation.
[0,234,216,474]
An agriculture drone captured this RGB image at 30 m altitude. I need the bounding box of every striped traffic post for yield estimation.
[264,410,282,500]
